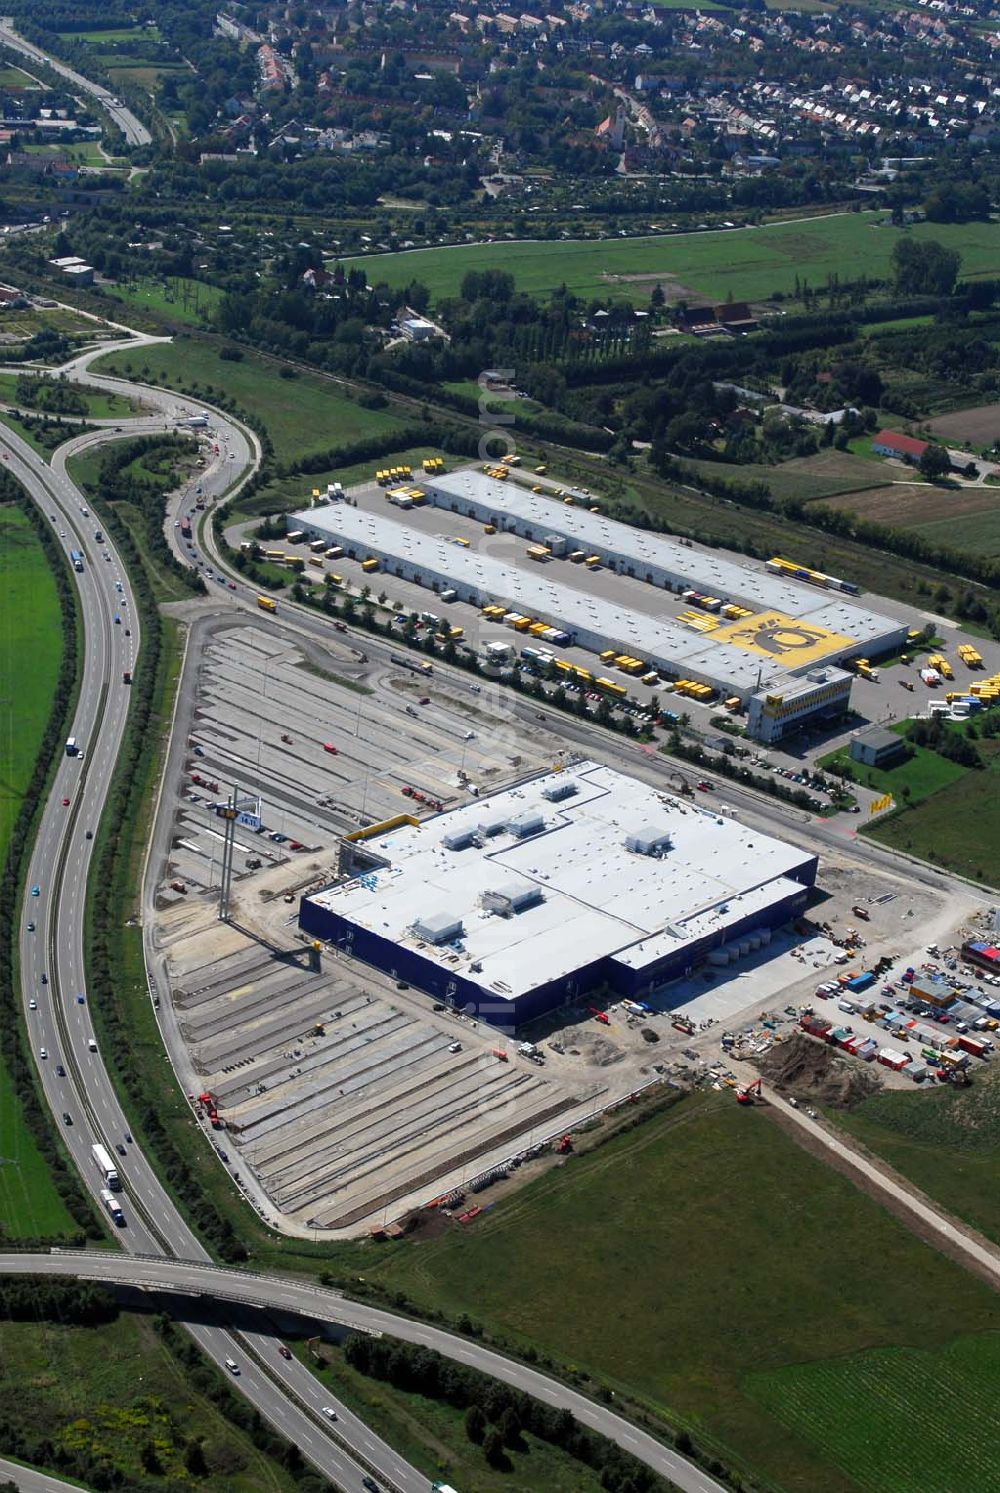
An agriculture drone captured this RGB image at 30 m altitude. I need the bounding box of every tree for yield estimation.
[465,1404,487,1444]
[184,1440,208,1475]
[483,1427,506,1467]
[919,443,951,480]
[498,1405,522,1447]
[891,237,961,297]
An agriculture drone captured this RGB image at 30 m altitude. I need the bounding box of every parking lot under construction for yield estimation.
[144,613,983,1235]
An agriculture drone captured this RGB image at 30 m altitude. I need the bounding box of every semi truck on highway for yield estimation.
[100,1188,125,1226]
[92,1142,121,1190]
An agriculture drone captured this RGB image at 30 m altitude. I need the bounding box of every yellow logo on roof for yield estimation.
[712,610,853,666]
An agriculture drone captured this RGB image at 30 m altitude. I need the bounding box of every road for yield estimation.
[0,19,151,146]
[0,1456,87,1493]
[3,413,427,1493]
[1,1250,728,1493]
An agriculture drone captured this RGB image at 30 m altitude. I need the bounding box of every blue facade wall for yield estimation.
[300,863,815,1030]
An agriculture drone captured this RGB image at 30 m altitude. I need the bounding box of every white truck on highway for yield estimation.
[92,1142,120,1190]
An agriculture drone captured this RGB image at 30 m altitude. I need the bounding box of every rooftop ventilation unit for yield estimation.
[482,882,544,917]
[506,810,545,838]
[412,911,464,945]
[442,827,476,851]
[541,778,577,802]
[625,825,673,857]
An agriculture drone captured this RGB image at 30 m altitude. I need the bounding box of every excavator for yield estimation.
[736,1077,763,1106]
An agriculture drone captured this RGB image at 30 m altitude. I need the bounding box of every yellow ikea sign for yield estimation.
[712,610,854,667]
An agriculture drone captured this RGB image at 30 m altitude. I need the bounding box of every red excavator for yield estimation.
[736,1078,763,1106]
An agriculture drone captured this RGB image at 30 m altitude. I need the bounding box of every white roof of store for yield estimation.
[291,504,841,695]
[308,761,815,1003]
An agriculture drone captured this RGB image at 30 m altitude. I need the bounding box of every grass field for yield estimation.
[0,371,137,421]
[914,508,1000,556]
[93,338,411,466]
[107,276,221,327]
[57,24,161,42]
[0,63,37,86]
[360,1092,1000,1492]
[343,213,1000,306]
[867,756,1000,882]
[747,1334,1000,1493]
[683,448,897,504]
[819,733,967,807]
[0,506,79,1240]
[316,1344,608,1493]
[836,1067,1000,1246]
[1,1313,297,1491]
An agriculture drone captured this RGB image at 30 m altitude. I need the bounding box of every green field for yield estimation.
[93,338,411,466]
[681,448,896,504]
[867,754,1000,881]
[1,1312,297,1491]
[836,1067,1000,1246]
[0,63,37,86]
[747,1335,1000,1493]
[914,508,1000,556]
[360,1092,1000,1492]
[343,213,1000,306]
[0,506,79,1240]
[819,733,967,807]
[0,371,137,421]
[107,276,222,326]
[57,24,161,42]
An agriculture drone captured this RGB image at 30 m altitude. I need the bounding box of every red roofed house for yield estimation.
[873,429,928,461]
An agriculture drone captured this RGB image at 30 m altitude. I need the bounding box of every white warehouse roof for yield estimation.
[307,761,817,1005]
[424,468,900,637]
[290,503,854,698]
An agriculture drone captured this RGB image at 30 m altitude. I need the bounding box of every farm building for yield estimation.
[299,760,819,1030]
[872,430,929,461]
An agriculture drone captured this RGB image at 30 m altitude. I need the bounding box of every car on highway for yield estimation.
[278,1345,292,1360]
[228,580,236,590]
[55,1063,65,1076]
[270,832,287,843]
[26,920,34,932]
[115,1144,126,1156]
[28,998,36,1010]
[62,796,70,806]
[225,1357,240,1375]
[362,1478,379,1492]
[39,1047,47,1059]
[40,973,47,984]
[419,696,430,705]
[31,885,39,896]
[76,993,85,1004]
[62,1112,72,1125]
[321,1407,338,1421]
[86,830,93,839]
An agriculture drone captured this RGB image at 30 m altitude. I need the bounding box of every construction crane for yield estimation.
[736,1077,763,1105]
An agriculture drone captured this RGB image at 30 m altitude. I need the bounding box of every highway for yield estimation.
[0,19,151,146]
[2,1251,729,1493]
[4,412,428,1493]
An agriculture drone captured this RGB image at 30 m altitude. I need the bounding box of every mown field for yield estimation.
[93,337,412,466]
[819,734,967,807]
[0,371,137,422]
[0,506,79,1240]
[866,737,1000,881]
[928,401,1000,447]
[1,1312,298,1491]
[360,1091,1000,1493]
[343,213,1000,305]
[836,1066,1000,1247]
[747,1335,1000,1493]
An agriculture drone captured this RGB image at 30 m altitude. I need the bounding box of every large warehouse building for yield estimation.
[288,493,904,740]
[299,761,818,1030]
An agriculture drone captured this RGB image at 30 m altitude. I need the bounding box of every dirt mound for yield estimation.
[756,1032,882,1108]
